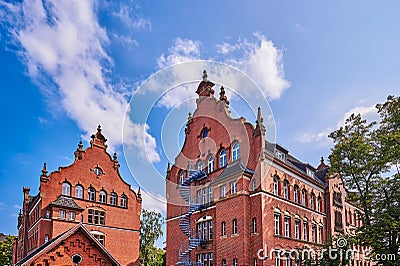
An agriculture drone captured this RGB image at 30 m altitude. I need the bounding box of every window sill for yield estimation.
[231,234,239,237]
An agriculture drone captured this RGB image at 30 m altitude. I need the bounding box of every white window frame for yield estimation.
[220,185,226,198]
[88,187,96,201]
[59,209,66,219]
[274,213,280,235]
[303,222,308,241]
[120,195,127,208]
[110,192,117,205]
[232,143,240,161]
[208,156,214,173]
[219,149,227,167]
[231,182,237,194]
[295,219,300,239]
[221,221,226,236]
[62,183,71,196]
[283,181,288,199]
[99,190,107,203]
[75,185,83,199]
[284,216,290,237]
[273,178,279,195]
[232,219,238,235]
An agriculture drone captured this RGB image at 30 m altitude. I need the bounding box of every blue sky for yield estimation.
[0,0,399,242]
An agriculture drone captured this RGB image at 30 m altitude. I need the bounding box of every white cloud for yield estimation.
[157,38,202,68]
[223,33,290,100]
[1,0,159,162]
[140,190,166,214]
[112,4,151,31]
[297,104,379,145]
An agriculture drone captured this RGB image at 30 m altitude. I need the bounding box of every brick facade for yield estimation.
[13,126,141,266]
[166,73,370,266]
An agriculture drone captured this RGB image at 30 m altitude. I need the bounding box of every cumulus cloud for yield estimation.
[157,38,202,68]
[140,190,166,214]
[112,3,152,31]
[1,0,159,162]
[297,104,379,145]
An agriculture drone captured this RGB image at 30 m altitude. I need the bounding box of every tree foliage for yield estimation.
[328,95,400,264]
[139,209,165,266]
[0,235,15,266]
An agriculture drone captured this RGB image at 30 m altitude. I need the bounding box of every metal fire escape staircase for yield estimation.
[177,170,208,265]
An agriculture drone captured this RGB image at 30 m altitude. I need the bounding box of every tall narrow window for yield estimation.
[231,182,237,194]
[274,213,280,235]
[220,185,226,198]
[222,259,227,266]
[312,224,316,243]
[59,210,66,219]
[62,182,71,196]
[208,156,214,173]
[317,197,322,212]
[202,188,207,204]
[120,194,127,208]
[99,190,107,204]
[234,258,239,266]
[75,185,83,199]
[232,219,238,234]
[303,222,308,241]
[110,192,117,205]
[318,226,323,244]
[310,193,315,209]
[283,180,289,199]
[208,186,213,202]
[301,189,306,206]
[209,220,213,240]
[221,221,226,236]
[273,177,279,195]
[294,185,299,203]
[45,209,51,219]
[88,187,96,201]
[198,161,203,171]
[179,171,184,184]
[284,216,290,237]
[219,149,227,167]
[275,251,281,266]
[295,219,300,239]
[232,143,240,161]
[252,217,257,233]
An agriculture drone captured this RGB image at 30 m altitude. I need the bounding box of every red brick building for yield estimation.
[12,126,142,266]
[166,72,370,266]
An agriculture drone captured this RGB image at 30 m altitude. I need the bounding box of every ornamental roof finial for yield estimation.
[202,70,208,81]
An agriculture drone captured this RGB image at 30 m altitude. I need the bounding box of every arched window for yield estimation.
[294,185,299,203]
[198,161,203,171]
[179,171,185,184]
[232,219,238,234]
[301,189,307,206]
[221,221,226,236]
[110,192,117,205]
[88,187,96,201]
[208,156,214,173]
[232,143,240,161]
[233,258,239,266]
[62,182,71,196]
[273,177,279,195]
[121,194,127,208]
[201,128,208,138]
[317,197,322,212]
[99,190,107,204]
[219,149,227,167]
[283,180,289,199]
[75,185,83,199]
[310,193,315,209]
[222,259,227,266]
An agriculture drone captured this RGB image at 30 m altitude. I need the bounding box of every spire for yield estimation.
[166,162,171,179]
[317,156,329,171]
[137,187,142,203]
[219,86,230,105]
[185,112,193,135]
[255,106,266,135]
[74,141,83,160]
[196,70,215,97]
[202,70,208,81]
[40,163,49,182]
[90,124,108,149]
[113,152,120,170]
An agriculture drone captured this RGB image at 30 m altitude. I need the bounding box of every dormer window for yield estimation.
[306,168,315,178]
[275,151,286,161]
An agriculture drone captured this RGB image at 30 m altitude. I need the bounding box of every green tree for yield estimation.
[140,209,165,266]
[0,235,15,266]
[328,95,400,264]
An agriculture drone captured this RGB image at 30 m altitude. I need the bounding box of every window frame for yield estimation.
[120,194,128,208]
[62,182,71,196]
[221,221,226,236]
[274,213,280,235]
[232,142,240,161]
[219,149,227,167]
[75,185,84,199]
[110,192,117,205]
[88,187,96,201]
[232,218,238,235]
[208,156,214,173]
[99,190,107,204]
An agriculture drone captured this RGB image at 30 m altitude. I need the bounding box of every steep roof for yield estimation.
[49,195,84,210]
[212,160,254,184]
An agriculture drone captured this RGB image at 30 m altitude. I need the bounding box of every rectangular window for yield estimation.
[202,188,207,204]
[93,234,105,245]
[232,219,238,234]
[294,187,299,203]
[88,209,105,225]
[221,222,226,236]
[197,190,202,204]
[275,251,281,266]
[209,253,213,266]
[303,222,308,241]
[312,224,316,243]
[318,226,323,244]
[209,186,213,202]
[273,179,279,195]
[203,253,208,266]
[284,216,290,237]
[69,211,76,220]
[209,220,213,240]
[45,209,51,219]
[274,213,280,235]
[295,219,300,239]
[220,185,226,198]
[59,210,66,219]
[231,182,237,194]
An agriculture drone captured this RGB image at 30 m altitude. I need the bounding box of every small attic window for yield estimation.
[201,128,209,138]
[306,168,315,178]
[275,150,286,161]
[93,166,103,176]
